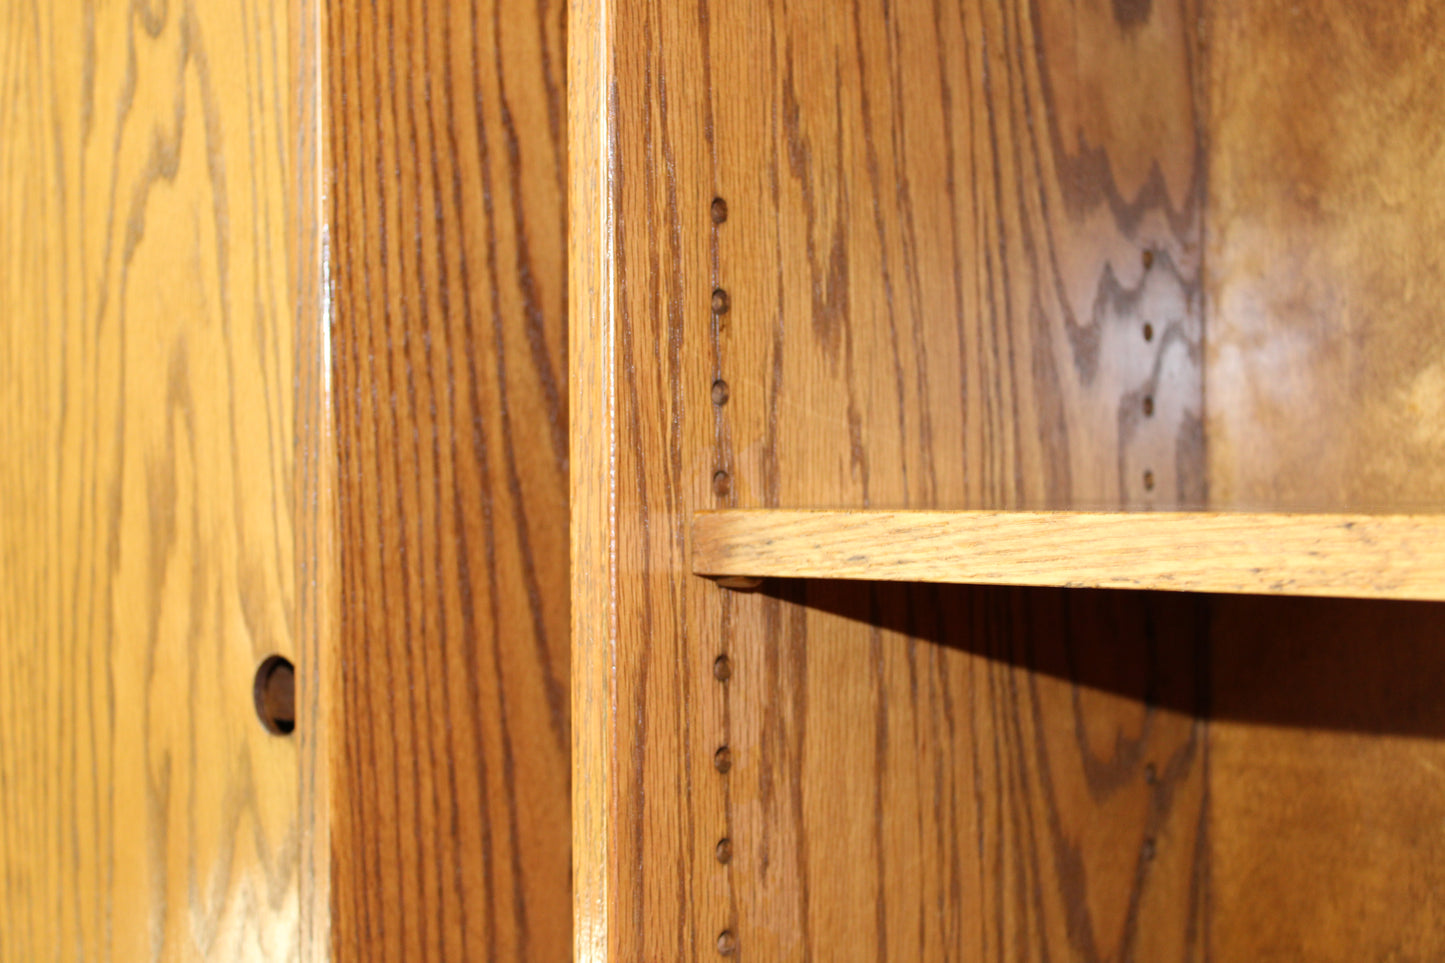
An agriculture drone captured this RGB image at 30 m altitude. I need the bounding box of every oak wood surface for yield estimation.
[326,0,571,958]
[1,0,303,957]
[571,0,1207,957]
[567,0,612,956]
[692,509,1445,600]
[291,0,333,957]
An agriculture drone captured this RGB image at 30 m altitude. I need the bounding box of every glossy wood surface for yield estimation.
[567,0,612,956]
[291,0,333,957]
[326,0,571,958]
[693,509,1445,600]
[0,0,302,957]
[571,0,1206,956]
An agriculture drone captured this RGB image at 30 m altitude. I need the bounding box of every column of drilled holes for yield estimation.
[709,194,738,958]
[1141,247,1158,495]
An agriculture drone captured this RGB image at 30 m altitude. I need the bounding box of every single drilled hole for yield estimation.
[1143,322,1155,342]
[1145,763,1158,785]
[716,838,734,864]
[712,288,731,315]
[1143,395,1155,417]
[712,470,731,497]
[1143,469,1156,491]
[1142,838,1157,861]
[1142,248,1155,271]
[253,655,295,736]
[711,379,730,406]
[711,197,729,224]
[713,654,733,682]
[717,930,737,955]
[714,746,733,773]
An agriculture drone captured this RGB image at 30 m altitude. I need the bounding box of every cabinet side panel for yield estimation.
[1205,6,1445,958]
[574,0,1209,957]
[0,1,303,958]
[326,1,571,959]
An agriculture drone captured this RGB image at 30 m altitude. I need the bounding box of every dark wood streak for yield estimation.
[326,0,570,958]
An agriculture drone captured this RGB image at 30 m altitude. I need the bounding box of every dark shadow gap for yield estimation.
[751,579,1445,738]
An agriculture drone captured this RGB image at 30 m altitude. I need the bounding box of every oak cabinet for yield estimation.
[3,0,1442,959]
[570,0,1445,959]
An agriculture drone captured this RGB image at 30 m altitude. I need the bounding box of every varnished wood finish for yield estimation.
[1207,596,1445,960]
[292,0,333,956]
[693,509,1445,600]
[1202,6,1445,957]
[1,1,302,957]
[572,0,1206,956]
[1206,0,1445,511]
[326,0,571,958]
[568,0,612,956]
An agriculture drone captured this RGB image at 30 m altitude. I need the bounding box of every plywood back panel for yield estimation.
[572,0,1209,957]
[1206,0,1445,510]
[0,1,303,956]
[1204,5,1445,957]
[1207,596,1445,960]
[326,0,571,958]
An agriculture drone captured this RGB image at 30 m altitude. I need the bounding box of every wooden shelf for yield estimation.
[692,510,1445,601]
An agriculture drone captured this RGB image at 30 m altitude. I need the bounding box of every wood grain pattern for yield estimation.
[0,0,303,957]
[571,0,1207,956]
[719,582,1210,961]
[291,0,333,957]
[567,0,613,956]
[326,0,571,958]
[693,509,1445,600]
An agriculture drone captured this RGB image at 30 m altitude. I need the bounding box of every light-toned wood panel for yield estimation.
[291,0,332,957]
[327,0,571,958]
[572,0,1208,958]
[567,0,612,955]
[0,1,302,958]
[1206,0,1445,511]
[693,509,1445,600]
